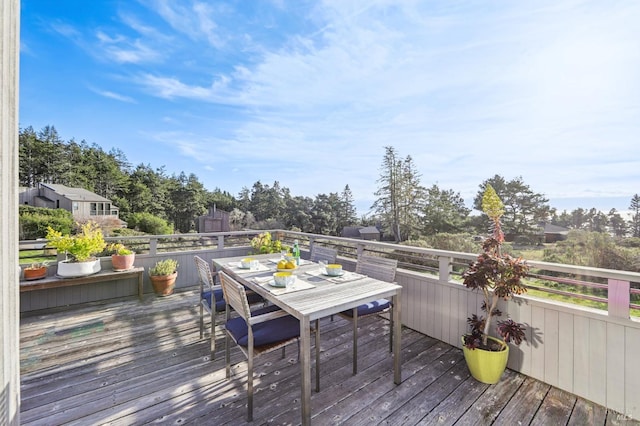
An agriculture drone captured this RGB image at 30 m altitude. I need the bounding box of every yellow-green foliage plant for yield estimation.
[250,232,283,254]
[45,221,106,262]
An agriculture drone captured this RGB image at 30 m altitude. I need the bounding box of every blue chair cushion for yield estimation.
[226,305,300,348]
[202,289,226,312]
[341,299,390,317]
[202,288,263,312]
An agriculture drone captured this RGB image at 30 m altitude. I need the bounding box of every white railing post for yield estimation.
[608,279,630,319]
[218,235,225,249]
[439,255,453,283]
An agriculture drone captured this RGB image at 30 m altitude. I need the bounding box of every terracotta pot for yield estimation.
[150,272,177,296]
[112,253,135,271]
[23,267,48,281]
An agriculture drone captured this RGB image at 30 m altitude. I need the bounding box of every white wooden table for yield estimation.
[213,253,402,426]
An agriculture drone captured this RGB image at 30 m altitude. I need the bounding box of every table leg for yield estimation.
[138,271,143,301]
[300,316,311,425]
[393,292,402,384]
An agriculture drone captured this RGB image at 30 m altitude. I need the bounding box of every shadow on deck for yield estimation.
[19,289,637,425]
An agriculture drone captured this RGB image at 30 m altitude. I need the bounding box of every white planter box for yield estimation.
[56,259,101,277]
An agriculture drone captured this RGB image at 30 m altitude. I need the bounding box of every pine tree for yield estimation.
[629,194,640,237]
[371,147,425,241]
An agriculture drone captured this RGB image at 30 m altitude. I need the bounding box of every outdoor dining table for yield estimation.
[213,253,402,425]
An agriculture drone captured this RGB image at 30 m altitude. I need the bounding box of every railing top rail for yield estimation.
[19,229,640,283]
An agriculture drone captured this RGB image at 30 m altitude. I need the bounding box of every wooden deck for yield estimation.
[19,289,638,425]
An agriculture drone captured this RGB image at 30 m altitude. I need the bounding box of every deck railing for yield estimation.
[18,230,640,420]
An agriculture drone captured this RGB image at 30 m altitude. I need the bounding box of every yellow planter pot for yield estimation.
[461,335,509,384]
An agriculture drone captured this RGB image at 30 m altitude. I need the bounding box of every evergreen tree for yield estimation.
[608,209,627,237]
[630,194,640,237]
[287,195,314,232]
[336,185,358,234]
[312,193,340,235]
[421,184,470,235]
[372,146,425,242]
[206,188,236,212]
[166,172,208,233]
[474,175,551,238]
[18,126,44,187]
[126,164,168,218]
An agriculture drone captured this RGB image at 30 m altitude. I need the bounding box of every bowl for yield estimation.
[273,271,294,287]
[325,264,343,276]
[240,258,256,269]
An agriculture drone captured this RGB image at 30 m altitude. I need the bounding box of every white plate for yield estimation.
[268,280,286,288]
[277,267,297,272]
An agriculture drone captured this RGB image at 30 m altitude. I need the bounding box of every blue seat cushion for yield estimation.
[341,299,390,317]
[226,305,300,348]
[202,289,226,312]
[202,288,263,312]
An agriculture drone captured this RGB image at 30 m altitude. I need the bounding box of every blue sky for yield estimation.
[19,1,640,216]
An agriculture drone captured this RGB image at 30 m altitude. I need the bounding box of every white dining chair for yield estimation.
[194,255,264,360]
[340,254,398,375]
[309,245,338,264]
[218,271,305,421]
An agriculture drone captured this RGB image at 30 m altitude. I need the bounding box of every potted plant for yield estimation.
[149,258,179,296]
[107,243,136,271]
[250,232,283,254]
[23,261,49,281]
[461,185,530,384]
[45,221,107,277]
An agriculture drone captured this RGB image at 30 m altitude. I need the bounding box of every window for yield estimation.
[90,202,111,215]
[72,202,79,211]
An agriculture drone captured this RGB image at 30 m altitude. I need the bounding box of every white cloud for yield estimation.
[136,0,639,212]
[25,0,640,214]
[90,87,137,103]
[144,0,225,48]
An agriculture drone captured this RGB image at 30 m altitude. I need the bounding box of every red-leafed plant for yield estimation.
[462,185,529,351]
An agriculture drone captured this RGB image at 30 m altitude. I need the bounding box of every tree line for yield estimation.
[372,146,640,241]
[19,125,359,235]
[19,126,640,241]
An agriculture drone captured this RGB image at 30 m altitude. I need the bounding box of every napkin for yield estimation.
[305,269,366,284]
[253,276,315,295]
[268,258,312,266]
[227,262,270,272]
[327,271,366,284]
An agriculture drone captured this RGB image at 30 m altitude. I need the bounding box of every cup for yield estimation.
[318,260,328,273]
[285,275,296,291]
[274,271,293,287]
[240,257,254,269]
[250,259,260,270]
[325,264,343,276]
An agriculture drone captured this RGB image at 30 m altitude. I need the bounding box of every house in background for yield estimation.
[539,222,570,243]
[19,183,124,225]
[341,225,381,241]
[197,206,230,233]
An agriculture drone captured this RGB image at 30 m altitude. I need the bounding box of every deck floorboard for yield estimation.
[20,289,638,425]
